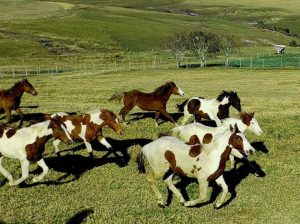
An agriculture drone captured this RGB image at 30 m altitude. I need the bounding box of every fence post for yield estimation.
[281,58,283,67]
[12,67,15,78]
[250,58,253,68]
[239,59,241,67]
[262,59,264,68]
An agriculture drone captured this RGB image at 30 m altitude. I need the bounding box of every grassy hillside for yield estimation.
[0,0,299,65]
[0,68,299,223]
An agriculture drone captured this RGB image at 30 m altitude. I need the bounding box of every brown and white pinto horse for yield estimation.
[0,116,72,186]
[177,91,241,126]
[137,124,254,208]
[51,109,123,158]
[0,79,38,126]
[109,81,184,126]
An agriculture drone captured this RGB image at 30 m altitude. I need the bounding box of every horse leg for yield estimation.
[164,173,185,205]
[119,104,134,123]
[83,139,93,158]
[229,154,236,169]
[160,110,177,125]
[9,159,30,186]
[214,175,228,209]
[0,157,13,183]
[32,159,49,183]
[97,136,124,163]
[53,139,62,156]
[15,108,24,127]
[4,108,12,124]
[155,112,160,127]
[147,172,166,207]
[184,179,208,207]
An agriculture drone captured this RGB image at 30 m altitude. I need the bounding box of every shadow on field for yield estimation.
[19,137,152,187]
[0,219,7,224]
[66,209,94,224]
[165,160,266,208]
[251,141,269,154]
[129,112,183,125]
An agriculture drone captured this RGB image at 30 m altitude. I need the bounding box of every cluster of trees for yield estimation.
[164,31,237,68]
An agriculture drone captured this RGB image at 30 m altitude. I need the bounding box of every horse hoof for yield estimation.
[56,152,61,157]
[180,201,186,206]
[158,203,165,208]
[32,177,41,183]
[8,181,16,186]
[213,203,222,209]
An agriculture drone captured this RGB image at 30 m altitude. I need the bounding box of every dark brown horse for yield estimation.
[0,79,38,126]
[109,81,184,125]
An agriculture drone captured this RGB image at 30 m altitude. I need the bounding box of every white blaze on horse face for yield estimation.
[237,133,255,156]
[178,88,185,96]
[248,117,263,136]
[231,148,244,159]
[220,96,229,105]
[115,117,119,124]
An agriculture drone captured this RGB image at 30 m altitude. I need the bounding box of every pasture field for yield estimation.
[0,68,299,223]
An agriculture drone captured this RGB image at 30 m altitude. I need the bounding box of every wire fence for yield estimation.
[0,55,299,79]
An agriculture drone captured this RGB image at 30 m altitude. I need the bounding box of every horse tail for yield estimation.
[177,99,189,112]
[136,151,146,174]
[109,93,124,103]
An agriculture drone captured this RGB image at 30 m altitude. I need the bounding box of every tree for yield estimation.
[187,31,221,67]
[164,33,188,68]
[221,34,238,67]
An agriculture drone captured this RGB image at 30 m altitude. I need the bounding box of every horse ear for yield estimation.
[234,123,240,133]
[250,112,255,117]
[238,111,245,119]
[188,135,200,145]
[229,124,234,132]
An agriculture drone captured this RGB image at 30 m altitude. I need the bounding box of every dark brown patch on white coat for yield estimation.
[239,112,254,126]
[165,150,187,176]
[203,133,213,144]
[6,128,17,138]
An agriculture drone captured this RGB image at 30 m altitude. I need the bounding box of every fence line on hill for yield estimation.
[0,56,299,79]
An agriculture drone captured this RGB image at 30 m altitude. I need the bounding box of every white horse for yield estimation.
[137,124,255,208]
[0,116,73,186]
[172,112,263,168]
[177,91,242,126]
[51,109,123,157]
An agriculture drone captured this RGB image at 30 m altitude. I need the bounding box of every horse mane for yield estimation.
[8,79,28,93]
[153,82,174,95]
[216,90,235,102]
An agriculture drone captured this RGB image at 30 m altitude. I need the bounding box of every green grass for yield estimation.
[0,0,299,65]
[0,68,299,223]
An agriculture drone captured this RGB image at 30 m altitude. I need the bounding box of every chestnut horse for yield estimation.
[0,79,38,126]
[109,82,184,125]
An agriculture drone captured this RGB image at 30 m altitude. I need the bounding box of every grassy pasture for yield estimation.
[0,68,299,223]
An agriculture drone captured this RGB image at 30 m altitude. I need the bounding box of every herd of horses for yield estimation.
[0,79,264,209]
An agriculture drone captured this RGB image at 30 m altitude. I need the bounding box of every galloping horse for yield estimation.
[137,124,254,208]
[109,81,184,126]
[172,111,263,168]
[0,116,72,186]
[177,91,241,126]
[0,79,38,126]
[50,109,123,158]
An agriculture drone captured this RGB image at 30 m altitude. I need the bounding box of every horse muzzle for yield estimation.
[32,91,38,96]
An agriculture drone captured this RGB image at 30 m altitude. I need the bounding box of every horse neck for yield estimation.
[155,89,172,102]
[207,131,231,158]
[27,120,53,138]
[222,118,246,133]
[9,83,25,98]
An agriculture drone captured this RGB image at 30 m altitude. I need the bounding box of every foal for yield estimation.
[137,124,254,208]
[178,91,241,126]
[0,79,38,126]
[0,116,72,186]
[109,81,184,125]
[51,109,123,157]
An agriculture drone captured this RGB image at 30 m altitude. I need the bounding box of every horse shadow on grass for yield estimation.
[19,137,152,188]
[128,112,183,125]
[66,209,94,224]
[251,141,269,154]
[165,160,266,208]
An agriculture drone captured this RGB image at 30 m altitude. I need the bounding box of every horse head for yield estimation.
[21,79,38,96]
[100,109,124,135]
[229,91,241,112]
[239,112,263,136]
[169,81,185,96]
[229,123,255,156]
[48,115,73,145]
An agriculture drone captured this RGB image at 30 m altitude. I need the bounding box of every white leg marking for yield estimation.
[0,157,13,182]
[9,159,30,186]
[164,174,185,204]
[99,138,112,149]
[53,139,61,154]
[215,175,228,208]
[32,159,49,183]
[184,179,208,207]
[230,154,235,169]
[84,140,93,153]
